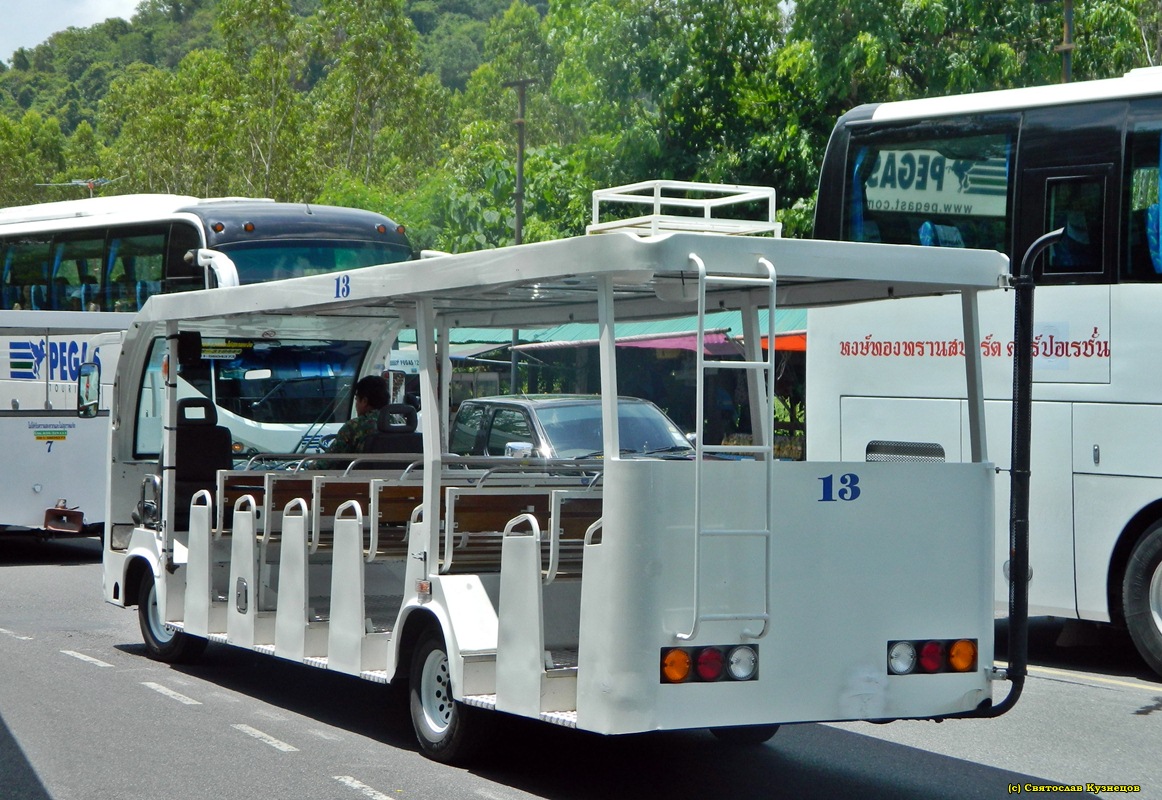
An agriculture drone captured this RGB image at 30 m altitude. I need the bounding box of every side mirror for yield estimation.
[386,369,409,405]
[77,362,100,418]
[177,330,203,369]
[504,441,534,458]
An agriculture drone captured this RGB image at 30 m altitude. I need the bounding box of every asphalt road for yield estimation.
[1,536,1159,800]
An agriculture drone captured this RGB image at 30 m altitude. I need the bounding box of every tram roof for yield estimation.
[130,231,1010,335]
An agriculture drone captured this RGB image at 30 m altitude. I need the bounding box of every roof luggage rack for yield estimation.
[587,180,781,238]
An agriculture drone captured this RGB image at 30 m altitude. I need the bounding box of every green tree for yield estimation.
[216,0,315,198]
[100,51,242,195]
[309,0,437,188]
[0,111,66,205]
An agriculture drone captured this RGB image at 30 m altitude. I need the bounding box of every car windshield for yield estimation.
[537,401,692,458]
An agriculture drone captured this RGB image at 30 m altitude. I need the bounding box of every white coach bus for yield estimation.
[94,189,1032,762]
[0,193,411,536]
[810,68,1162,679]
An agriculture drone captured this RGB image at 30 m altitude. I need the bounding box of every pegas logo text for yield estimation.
[8,339,100,381]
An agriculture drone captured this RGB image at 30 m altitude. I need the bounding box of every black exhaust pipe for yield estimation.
[982,227,1064,718]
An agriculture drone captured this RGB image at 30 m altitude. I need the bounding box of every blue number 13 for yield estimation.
[819,473,861,502]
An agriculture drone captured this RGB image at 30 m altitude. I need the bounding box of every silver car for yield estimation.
[448,394,694,459]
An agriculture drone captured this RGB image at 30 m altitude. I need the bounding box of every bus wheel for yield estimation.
[1124,522,1162,677]
[137,575,206,664]
[408,629,483,763]
[710,724,780,745]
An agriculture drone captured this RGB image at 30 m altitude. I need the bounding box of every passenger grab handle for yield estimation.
[504,513,563,585]
[503,512,541,539]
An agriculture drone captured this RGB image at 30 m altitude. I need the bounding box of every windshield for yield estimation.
[218,240,412,283]
[181,338,368,425]
[538,400,691,458]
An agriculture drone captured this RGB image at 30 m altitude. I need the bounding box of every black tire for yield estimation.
[710,724,780,745]
[137,574,207,664]
[1123,522,1162,678]
[408,629,485,763]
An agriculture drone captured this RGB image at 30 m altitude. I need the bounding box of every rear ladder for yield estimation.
[678,254,777,641]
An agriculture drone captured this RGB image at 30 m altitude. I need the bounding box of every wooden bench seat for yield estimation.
[441,487,602,578]
[219,470,602,578]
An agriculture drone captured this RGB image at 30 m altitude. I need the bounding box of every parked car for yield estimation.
[448,394,694,459]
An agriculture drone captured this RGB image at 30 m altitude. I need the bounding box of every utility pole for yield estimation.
[1035,0,1075,82]
[504,78,535,392]
[1057,0,1075,83]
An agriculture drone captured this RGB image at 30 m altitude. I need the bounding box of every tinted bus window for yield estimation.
[1043,175,1105,275]
[53,233,106,311]
[842,129,1014,254]
[3,236,52,310]
[165,222,204,293]
[1124,123,1162,281]
[107,227,167,311]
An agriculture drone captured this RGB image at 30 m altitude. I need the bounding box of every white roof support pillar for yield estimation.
[596,274,620,459]
[961,289,988,464]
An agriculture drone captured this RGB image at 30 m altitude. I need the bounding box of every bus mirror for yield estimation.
[177,330,203,368]
[77,362,100,418]
[196,248,240,288]
[387,369,408,405]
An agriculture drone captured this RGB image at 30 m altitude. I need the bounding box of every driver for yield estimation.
[320,375,390,465]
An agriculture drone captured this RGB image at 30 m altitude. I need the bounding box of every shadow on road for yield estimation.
[113,640,1101,799]
[0,536,100,567]
[996,616,1159,684]
[0,711,53,800]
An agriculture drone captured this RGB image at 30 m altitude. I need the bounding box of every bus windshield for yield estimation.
[182,338,369,425]
[219,239,413,284]
[135,337,369,459]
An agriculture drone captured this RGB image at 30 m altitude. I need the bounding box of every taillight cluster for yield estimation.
[886,638,977,675]
[660,645,759,683]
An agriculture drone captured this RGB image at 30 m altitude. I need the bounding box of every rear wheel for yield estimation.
[409,629,484,763]
[137,574,206,664]
[710,724,780,745]
[1124,523,1162,678]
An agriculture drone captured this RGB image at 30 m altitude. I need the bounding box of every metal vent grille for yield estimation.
[865,440,946,463]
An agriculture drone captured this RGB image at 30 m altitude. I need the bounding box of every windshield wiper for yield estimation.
[639,445,694,456]
[574,448,637,459]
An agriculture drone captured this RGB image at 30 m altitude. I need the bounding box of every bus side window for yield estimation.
[164,222,204,293]
[1123,124,1162,281]
[8,237,51,310]
[1044,176,1104,275]
[53,234,105,311]
[1,240,13,310]
[108,228,166,310]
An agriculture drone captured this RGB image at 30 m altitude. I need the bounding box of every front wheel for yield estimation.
[408,629,485,763]
[138,574,207,664]
[710,724,780,745]
[1124,523,1162,678]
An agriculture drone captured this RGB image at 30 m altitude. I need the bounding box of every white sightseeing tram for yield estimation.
[96,184,1029,761]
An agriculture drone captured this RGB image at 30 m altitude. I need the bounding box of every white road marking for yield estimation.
[0,627,32,641]
[476,790,524,800]
[333,776,393,800]
[61,650,113,668]
[1030,664,1161,692]
[142,681,202,705]
[997,660,1162,692]
[232,724,299,752]
[307,729,343,741]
